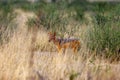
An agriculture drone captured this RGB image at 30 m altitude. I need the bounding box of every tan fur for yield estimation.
[48,32,80,54]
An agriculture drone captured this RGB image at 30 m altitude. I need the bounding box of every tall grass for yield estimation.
[0,3,17,44]
[87,23,120,55]
[82,1,120,60]
[86,3,120,60]
[0,1,120,80]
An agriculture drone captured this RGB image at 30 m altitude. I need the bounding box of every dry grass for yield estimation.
[0,9,120,80]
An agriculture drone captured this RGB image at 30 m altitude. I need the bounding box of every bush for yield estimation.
[86,3,120,59]
[87,22,120,58]
[26,2,72,33]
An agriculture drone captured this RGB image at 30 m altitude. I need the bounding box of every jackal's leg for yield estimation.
[57,47,62,54]
[63,48,66,54]
[76,42,80,52]
[73,47,77,53]
[74,42,80,53]
[73,44,80,53]
[59,49,63,54]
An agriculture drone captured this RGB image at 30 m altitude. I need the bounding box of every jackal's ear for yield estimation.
[54,32,56,36]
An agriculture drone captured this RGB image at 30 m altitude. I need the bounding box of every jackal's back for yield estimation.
[58,38,80,49]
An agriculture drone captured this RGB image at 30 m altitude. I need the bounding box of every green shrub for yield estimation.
[87,22,120,58]
[26,2,71,33]
[86,3,120,59]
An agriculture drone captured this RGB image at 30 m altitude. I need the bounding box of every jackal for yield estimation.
[48,32,80,54]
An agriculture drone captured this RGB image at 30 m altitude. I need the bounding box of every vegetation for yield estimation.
[0,0,120,80]
[0,0,120,59]
[0,2,17,44]
[87,23,120,59]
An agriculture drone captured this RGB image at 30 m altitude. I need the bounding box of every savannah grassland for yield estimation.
[0,0,120,80]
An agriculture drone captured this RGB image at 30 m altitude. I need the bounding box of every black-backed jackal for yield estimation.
[48,32,80,54]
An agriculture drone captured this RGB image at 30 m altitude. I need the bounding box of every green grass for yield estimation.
[86,23,120,59]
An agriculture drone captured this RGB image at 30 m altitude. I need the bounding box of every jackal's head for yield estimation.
[48,32,56,42]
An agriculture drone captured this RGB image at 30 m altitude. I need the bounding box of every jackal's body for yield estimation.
[48,32,80,54]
